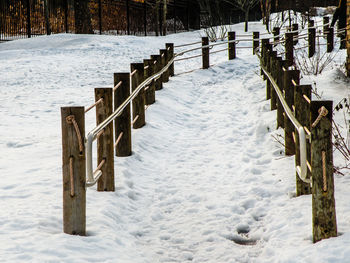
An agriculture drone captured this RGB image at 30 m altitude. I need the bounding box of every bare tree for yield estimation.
[225,0,260,31]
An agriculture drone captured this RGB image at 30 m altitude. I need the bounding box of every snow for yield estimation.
[1,19,350,262]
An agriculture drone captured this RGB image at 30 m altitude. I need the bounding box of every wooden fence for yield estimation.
[61,17,343,243]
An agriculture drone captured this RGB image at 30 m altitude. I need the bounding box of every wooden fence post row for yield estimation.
[260,41,337,243]
[61,43,175,235]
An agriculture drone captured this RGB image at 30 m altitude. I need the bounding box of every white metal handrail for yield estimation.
[85,54,176,186]
[258,53,311,184]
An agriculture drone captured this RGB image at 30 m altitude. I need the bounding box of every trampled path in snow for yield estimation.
[113,58,293,262]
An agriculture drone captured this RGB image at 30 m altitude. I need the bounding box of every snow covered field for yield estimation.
[1,20,350,262]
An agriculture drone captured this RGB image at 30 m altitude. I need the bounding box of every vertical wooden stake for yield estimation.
[311,101,337,243]
[61,106,86,236]
[144,59,156,105]
[266,43,272,100]
[273,27,280,46]
[95,88,115,191]
[327,26,334,53]
[202,36,209,69]
[276,57,285,129]
[285,32,294,67]
[160,49,169,82]
[270,51,277,111]
[131,63,146,129]
[151,55,163,90]
[114,73,132,156]
[228,31,236,60]
[166,43,174,76]
[283,69,299,156]
[323,16,329,39]
[292,23,298,45]
[261,38,270,81]
[253,32,260,55]
[294,85,312,196]
[308,20,316,58]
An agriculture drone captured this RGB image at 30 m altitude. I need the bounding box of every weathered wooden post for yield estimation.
[276,58,284,129]
[61,106,86,235]
[114,73,132,156]
[266,43,272,100]
[273,27,280,46]
[253,32,260,54]
[144,59,156,105]
[160,49,169,82]
[323,16,329,39]
[283,69,300,155]
[130,63,146,129]
[285,32,294,67]
[270,51,277,111]
[311,101,337,243]
[202,36,210,69]
[151,55,163,90]
[292,23,298,45]
[94,88,114,191]
[327,26,334,53]
[294,84,312,196]
[228,31,236,60]
[166,43,174,77]
[308,20,316,58]
[261,38,270,81]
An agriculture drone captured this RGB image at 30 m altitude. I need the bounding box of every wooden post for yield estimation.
[276,57,285,129]
[61,106,86,235]
[285,32,294,67]
[95,88,114,191]
[308,20,316,58]
[151,55,163,90]
[202,37,209,69]
[253,32,259,55]
[144,59,156,105]
[160,49,169,82]
[166,43,174,77]
[261,38,269,81]
[323,16,329,39]
[228,31,236,60]
[273,27,280,45]
[283,69,299,156]
[311,100,337,243]
[294,85,312,196]
[327,26,334,53]
[266,43,272,100]
[292,23,298,45]
[114,73,132,156]
[131,63,146,129]
[270,51,277,111]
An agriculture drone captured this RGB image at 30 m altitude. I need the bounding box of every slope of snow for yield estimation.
[1,21,350,262]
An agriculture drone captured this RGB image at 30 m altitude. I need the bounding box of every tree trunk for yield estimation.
[155,0,160,36]
[74,0,93,34]
[162,0,167,36]
[245,8,249,32]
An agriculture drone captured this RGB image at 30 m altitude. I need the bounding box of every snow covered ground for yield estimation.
[1,20,350,262]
